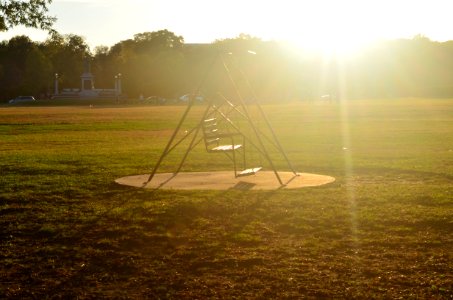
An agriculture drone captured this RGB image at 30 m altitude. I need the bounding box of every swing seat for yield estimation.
[237,167,262,177]
[202,118,242,152]
[202,117,261,178]
[210,144,242,152]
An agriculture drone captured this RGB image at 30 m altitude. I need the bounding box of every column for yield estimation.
[54,73,59,95]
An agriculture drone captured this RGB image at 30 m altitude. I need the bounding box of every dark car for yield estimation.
[9,96,36,104]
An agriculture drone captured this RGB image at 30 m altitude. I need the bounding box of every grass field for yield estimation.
[1,99,452,298]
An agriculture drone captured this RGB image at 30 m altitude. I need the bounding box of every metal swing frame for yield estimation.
[143,52,297,187]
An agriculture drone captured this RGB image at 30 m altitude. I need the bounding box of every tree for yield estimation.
[89,30,186,97]
[23,47,52,96]
[0,0,55,31]
[0,35,52,98]
[133,30,184,53]
[41,33,90,89]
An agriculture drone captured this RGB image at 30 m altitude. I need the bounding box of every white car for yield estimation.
[9,96,36,104]
[179,94,204,102]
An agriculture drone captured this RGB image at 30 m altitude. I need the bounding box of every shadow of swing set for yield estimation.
[143,51,298,188]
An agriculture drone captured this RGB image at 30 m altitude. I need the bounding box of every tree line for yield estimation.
[1,30,453,102]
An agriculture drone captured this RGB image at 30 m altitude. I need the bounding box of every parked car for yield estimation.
[144,96,166,104]
[179,94,204,102]
[9,96,36,104]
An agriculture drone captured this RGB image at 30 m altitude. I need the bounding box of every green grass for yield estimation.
[0,99,452,298]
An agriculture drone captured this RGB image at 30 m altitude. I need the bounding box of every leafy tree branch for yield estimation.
[0,0,55,31]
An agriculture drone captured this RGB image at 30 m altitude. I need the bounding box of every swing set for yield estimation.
[143,51,298,187]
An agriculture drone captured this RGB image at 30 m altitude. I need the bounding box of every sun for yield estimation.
[296,27,372,57]
[285,6,376,57]
[253,0,384,57]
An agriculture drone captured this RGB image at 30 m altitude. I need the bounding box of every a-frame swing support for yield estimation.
[143,52,297,187]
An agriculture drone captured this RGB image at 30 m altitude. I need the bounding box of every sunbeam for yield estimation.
[336,58,360,254]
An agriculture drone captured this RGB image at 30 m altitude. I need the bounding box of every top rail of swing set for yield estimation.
[143,51,297,187]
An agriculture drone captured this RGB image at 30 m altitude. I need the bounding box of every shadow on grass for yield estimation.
[3,176,451,298]
[40,183,284,296]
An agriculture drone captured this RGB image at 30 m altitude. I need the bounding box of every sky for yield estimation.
[1,0,453,52]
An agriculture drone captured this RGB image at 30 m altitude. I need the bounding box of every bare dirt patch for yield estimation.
[116,171,335,190]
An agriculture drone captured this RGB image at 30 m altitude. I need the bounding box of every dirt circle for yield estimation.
[115,171,335,191]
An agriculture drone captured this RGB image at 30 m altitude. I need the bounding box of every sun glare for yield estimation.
[292,10,380,58]
[3,0,452,54]
[296,29,372,57]
[251,0,382,57]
